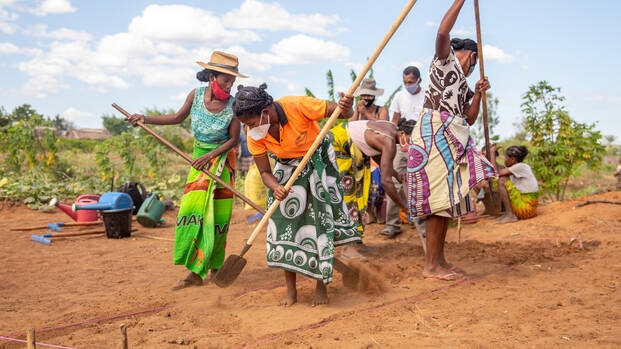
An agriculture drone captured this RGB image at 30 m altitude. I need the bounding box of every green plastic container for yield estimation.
[137,193,165,228]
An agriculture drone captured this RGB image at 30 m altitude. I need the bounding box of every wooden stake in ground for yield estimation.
[457,217,462,244]
[27,327,36,349]
[213,0,420,288]
[120,324,128,349]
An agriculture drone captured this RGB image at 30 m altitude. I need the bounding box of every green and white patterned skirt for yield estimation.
[266,137,361,284]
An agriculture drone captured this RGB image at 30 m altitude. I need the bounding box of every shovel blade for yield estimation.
[213,254,247,288]
[333,257,359,289]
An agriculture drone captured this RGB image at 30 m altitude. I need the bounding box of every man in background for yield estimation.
[382,66,426,238]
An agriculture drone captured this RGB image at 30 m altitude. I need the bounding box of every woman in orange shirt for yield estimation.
[233,83,360,307]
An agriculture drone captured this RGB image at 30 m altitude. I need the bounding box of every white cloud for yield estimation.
[451,27,474,36]
[268,76,301,93]
[424,21,438,27]
[223,0,341,36]
[0,2,19,34]
[0,41,18,53]
[26,24,92,41]
[171,91,189,101]
[404,61,424,69]
[32,0,76,16]
[483,44,514,63]
[345,61,364,72]
[23,75,69,98]
[269,34,349,64]
[128,4,260,46]
[12,3,349,97]
[61,107,97,128]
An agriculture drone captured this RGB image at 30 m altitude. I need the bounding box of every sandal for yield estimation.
[423,270,464,281]
[380,229,402,238]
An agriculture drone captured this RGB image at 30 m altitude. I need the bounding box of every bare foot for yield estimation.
[279,289,297,307]
[171,272,203,291]
[422,266,464,281]
[441,261,466,275]
[497,214,518,224]
[312,281,329,307]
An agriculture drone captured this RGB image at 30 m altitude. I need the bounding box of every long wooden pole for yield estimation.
[112,103,266,215]
[242,0,419,247]
[474,0,491,160]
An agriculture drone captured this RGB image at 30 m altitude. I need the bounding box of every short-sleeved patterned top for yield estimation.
[423,48,475,117]
[190,86,233,144]
[247,96,328,159]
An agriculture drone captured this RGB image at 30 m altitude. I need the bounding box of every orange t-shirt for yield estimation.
[247,96,328,159]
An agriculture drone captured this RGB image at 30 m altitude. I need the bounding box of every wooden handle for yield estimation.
[11,221,102,231]
[474,0,491,161]
[111,103,266,215]
[27,327,36,349]
[244,0,419,247]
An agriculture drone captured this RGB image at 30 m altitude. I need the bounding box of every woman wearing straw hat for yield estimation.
[352,78,389,122]
[128,51,247,290]
[353,78,389,228]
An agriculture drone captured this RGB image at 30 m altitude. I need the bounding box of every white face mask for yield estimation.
[247,112,270,140]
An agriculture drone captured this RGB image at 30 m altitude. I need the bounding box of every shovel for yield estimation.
[113,104,357,285]
[213,0,419,289]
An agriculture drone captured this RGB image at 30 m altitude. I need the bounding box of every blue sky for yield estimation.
[0,0,619,140]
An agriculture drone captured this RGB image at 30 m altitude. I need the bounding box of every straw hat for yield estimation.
[353,78,384,97]
[196,51,248,78]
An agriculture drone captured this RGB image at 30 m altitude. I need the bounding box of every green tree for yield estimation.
[47,114,74,131]
[521,81,605,201]
[102,114,132,135]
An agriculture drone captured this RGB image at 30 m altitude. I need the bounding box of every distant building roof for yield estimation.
[65,128,111,140]
[34,126,59,136]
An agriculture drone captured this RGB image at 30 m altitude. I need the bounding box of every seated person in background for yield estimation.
[490,145,539,224]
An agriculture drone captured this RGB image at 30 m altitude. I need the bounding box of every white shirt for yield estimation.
[389,87,425,122]
[508,163,539,193]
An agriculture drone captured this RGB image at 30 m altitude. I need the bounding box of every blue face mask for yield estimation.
[405,82,419,94]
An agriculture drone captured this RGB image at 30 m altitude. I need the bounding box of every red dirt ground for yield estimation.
[1,191,620,348]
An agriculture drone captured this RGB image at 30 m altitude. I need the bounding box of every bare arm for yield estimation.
[367,133,406,210]
[436,0,466,60]
[146,90,194,125]
[498,168,512,177]
[464,78,490,125]
[189,118,241,171]
[391,111,401,125]
[351,102,361,121]
[327,93,354,119]
[378,106,389,121]
[255,154,292,201]
[211,118,241,158]
[255,155,279,191]
[378,144,406,210]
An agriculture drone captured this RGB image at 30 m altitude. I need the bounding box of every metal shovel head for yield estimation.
[333,257,359,289]
[213,254,247,288]
[483,190,503,216]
